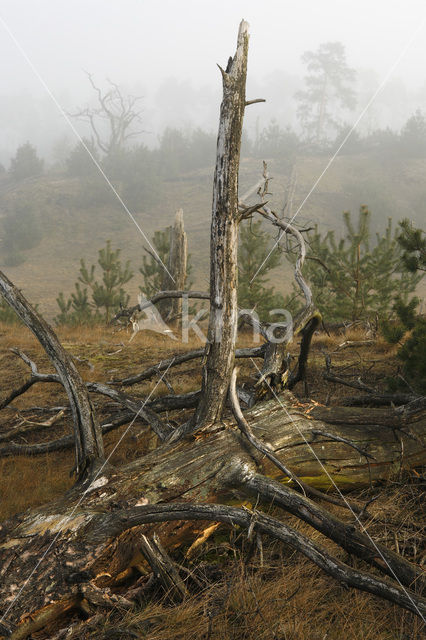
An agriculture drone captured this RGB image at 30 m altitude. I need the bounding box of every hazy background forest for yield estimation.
[0,0,425,319]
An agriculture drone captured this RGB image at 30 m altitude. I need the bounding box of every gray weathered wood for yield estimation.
[160,209,188,321]
[0,390,424,635]
[0,270,104,479]
[193,20,250,427]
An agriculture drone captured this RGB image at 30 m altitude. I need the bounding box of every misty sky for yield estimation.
[1,0,426,160]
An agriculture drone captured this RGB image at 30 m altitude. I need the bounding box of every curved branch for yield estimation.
[86,383,173,441]
[0,349,61,410]
[0,412,138,458]
[229,368,366,513]
[88,503,426,618]
[0,271,104,480]
[1,350,173,442]
[239,472,425,592]
[111,345,265,386]
[238,164,321,391]
[111,290,210,325]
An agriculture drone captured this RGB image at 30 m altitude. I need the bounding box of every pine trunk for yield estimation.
[193,21,249,426]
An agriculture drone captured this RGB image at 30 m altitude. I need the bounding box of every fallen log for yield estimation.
[0,390,425,636]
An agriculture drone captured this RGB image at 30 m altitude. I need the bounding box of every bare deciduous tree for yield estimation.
[70,72,144,155]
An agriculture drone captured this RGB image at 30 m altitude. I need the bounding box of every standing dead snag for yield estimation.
[160,209,188,321]
[0,271,104,480]
[192,20,250,427]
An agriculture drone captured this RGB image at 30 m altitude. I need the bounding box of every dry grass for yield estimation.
[0,322,424,638]
[0,320,407,522]
[67,479,424,640]
[0,453,73,519]
[0,322,207,520]
[311,325,393,355]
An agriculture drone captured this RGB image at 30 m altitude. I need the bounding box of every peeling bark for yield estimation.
[0,391,425,634]
[0,20,425,639]
[193,20,250,427]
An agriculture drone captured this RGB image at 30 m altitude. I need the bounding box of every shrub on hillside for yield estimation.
[1,199,43,266]
[9,142,43,181]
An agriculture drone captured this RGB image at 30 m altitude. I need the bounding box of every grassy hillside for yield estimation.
[0,152,425,318]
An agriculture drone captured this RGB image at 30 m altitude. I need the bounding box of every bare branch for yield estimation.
[0,271,104,480]
[69,73,144,155]
[89,503,426,618]
[245,98,266,106]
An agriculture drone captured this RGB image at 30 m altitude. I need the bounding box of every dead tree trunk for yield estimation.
[0,271,104,481]
[0,395,424,636]
[192,20,249,427]
[160,209,188,321]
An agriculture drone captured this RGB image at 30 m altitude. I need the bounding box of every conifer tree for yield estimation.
[238,219,284,321]
[9,142,44,181]
[295,42,356,144]
[139,229,171,298]
[397,218,425,272]
[55,241,133,325]
[139,228,194,300]
[299,207,421,322]
[55,283,98,327]
[79,241,133,322]
[382,221,425,393]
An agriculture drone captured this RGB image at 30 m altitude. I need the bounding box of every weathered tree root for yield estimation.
[87,503,426,617]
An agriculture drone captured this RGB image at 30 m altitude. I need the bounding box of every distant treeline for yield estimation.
[1,110,426,266]
[2,108,426,184]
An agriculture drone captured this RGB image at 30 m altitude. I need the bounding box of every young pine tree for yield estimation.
[300,206,421,322]
[139,227,194,300]
[55,241,133,325]
[397,218,425,273]
[55,283,98,327]
[382,221,425,394]
[238,219,285,321]
[139,229,171,298]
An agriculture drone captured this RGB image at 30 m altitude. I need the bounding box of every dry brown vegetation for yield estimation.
[0,321,424,639]
[0,321,401,520]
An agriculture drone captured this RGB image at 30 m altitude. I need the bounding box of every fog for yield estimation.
[1,0,426,162]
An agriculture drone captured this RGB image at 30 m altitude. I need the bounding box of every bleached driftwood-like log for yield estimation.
[0,271,104,480]
[0,392,425,637]
[192,21,250,427]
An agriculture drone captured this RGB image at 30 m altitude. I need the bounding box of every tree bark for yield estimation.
[0,392,424,635]
[0,271,104,480]
[192,20,249,427]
